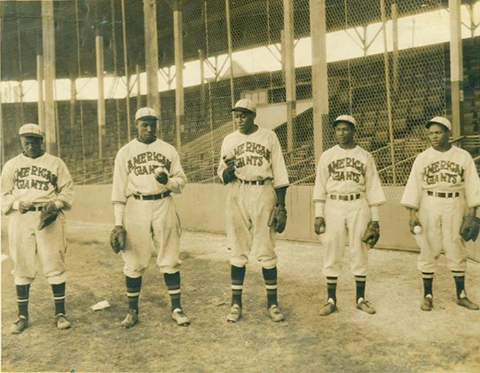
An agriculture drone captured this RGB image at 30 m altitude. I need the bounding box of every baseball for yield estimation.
[154,165,166,177]
[413,225,422,234]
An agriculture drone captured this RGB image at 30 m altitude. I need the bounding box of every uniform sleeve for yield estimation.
[1,160,16,215]
[464,155,480,208]
[217,140,228,182]
[364,153,386,206]
[400,156,423,209]
[164,149,187,194]
[111,150,128,204]
[55,159,74,210]
[270,133,289,189]
[313,155,328,203]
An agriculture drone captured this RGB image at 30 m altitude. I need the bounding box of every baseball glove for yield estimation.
[38,201,58,230]
[460,216,480,242]
[267,204,287,233]
[362,221,380,248]
[110,225,126,254]
[154,166,169,185]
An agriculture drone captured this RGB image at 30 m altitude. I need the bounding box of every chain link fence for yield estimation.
[3,0,478,191]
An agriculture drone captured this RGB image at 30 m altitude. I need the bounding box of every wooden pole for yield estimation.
[96,33,106,159]
[199,49,206,121]
[121,0,132,141]
[310,0,328,165]
[143,0,160,134]
[0,9,4,167]
[42,0,58,156]
[173,0,184,151]
[449,0,463,137]
[225,0,235,130]
[37,54,45,130]
[136,64,142,111]
[392,3,399,93]
[69,75,76,130]
[380,0,397,185]
[283,0,296,154]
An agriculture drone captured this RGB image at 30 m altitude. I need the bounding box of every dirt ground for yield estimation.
[2,219,480,373]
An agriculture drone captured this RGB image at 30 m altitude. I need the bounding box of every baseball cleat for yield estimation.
[55,314,71,330]
[320,299,337,316]
[227,304,242,323]
[268,304,285,322]
[172,308,190,326]
[10,315,29,334]
[456,297,479,310]
[121,309,138,328]
[421,295,433,311]
[356,298,376,314]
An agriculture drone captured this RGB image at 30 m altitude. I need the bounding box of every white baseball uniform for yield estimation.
[217,126,289,268]
[401,146,480,273]
[1,152,74,285]
[111,138,186,277]
[313,145,386,277]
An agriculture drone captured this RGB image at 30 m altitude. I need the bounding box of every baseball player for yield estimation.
[313,115,386,316]
[401,117,480,311]
[1,123,74,334]
[217,98,289,323]
[111,107,190,328]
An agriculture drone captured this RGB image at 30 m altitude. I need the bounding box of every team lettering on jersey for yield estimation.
[14,165,58,191]
[127,151,172,176]
[232,141,271,168]
[327,157,365,183]
[423,160,465,185]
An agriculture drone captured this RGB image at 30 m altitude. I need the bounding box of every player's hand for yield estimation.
[154,166,169,185]
[314,217,326,235]
[408,216,421,235]
[18,201,32,214]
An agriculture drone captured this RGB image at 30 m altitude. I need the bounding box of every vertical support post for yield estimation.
[37,54,45,130]
[283,0,296,154]
[42,0,58,156]
[310,0,328,165]
[199,49,206,121]
[225,0,236,130]
[380,0,397,185]
[96,33,106,159]
[143,0,160,135]
[173,0,184,151]
[69,75,76,129]
[136,64,142,111]
[121,0,132,141]
[0,7,4,167]
[392,3,399,92]
[449,0,463,137]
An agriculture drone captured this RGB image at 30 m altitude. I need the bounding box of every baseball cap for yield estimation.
[426,116,452,131]
[135,107,158,121]
[231,99,257,114]
[19,123,43,138]
[333,115,357,128]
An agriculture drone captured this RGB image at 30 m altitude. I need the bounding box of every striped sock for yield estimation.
[422,272,434,297]
[262,267,278,308]
[452,271,466,299]
[16,284,30,318]
[126,276,142,312]
[164,272,182,312]
[355,275,366,302]
[231,265,246,307]
[326,277,338,303]
[51,282,66,316]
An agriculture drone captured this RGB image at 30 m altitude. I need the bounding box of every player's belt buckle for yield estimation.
[133,191,171,200]
[238,179,266,185]
[427,191,459,198]
[27,206,44,212]
[330,193,361,201]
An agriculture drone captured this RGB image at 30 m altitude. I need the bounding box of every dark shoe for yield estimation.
[421,295,433,311]
[10,315,28,334]
[172,308,190,326]
[121,309,138,328]
[268,305,285,322]
[227,304,242,323]
[456,297,479,310]
[55,314,71,330]
[320,299,337,316]
[356,298,376,314]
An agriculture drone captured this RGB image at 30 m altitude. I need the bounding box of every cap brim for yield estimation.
[333,120,355,127]
[136,116,158,122]
[426,121,450,131]
[231,108,254,114]
[20,133,43,138]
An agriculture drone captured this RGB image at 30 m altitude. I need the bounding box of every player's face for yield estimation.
[334,122,355,148]
[20,136,43,158]
[234,111,256,135]
[427,124,450,150]
[136,119,157,144]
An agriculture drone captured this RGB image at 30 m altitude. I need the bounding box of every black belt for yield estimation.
[427,191,459,198]
[133,191,171,200]
[238,179,267,185]
[330,193,361,201]
[26,206,44,212]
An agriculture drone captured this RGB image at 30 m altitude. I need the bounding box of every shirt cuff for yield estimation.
[314,201,325,218]
[54,200,65,210]
[114,203,125,226]
[12,201,20,210]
